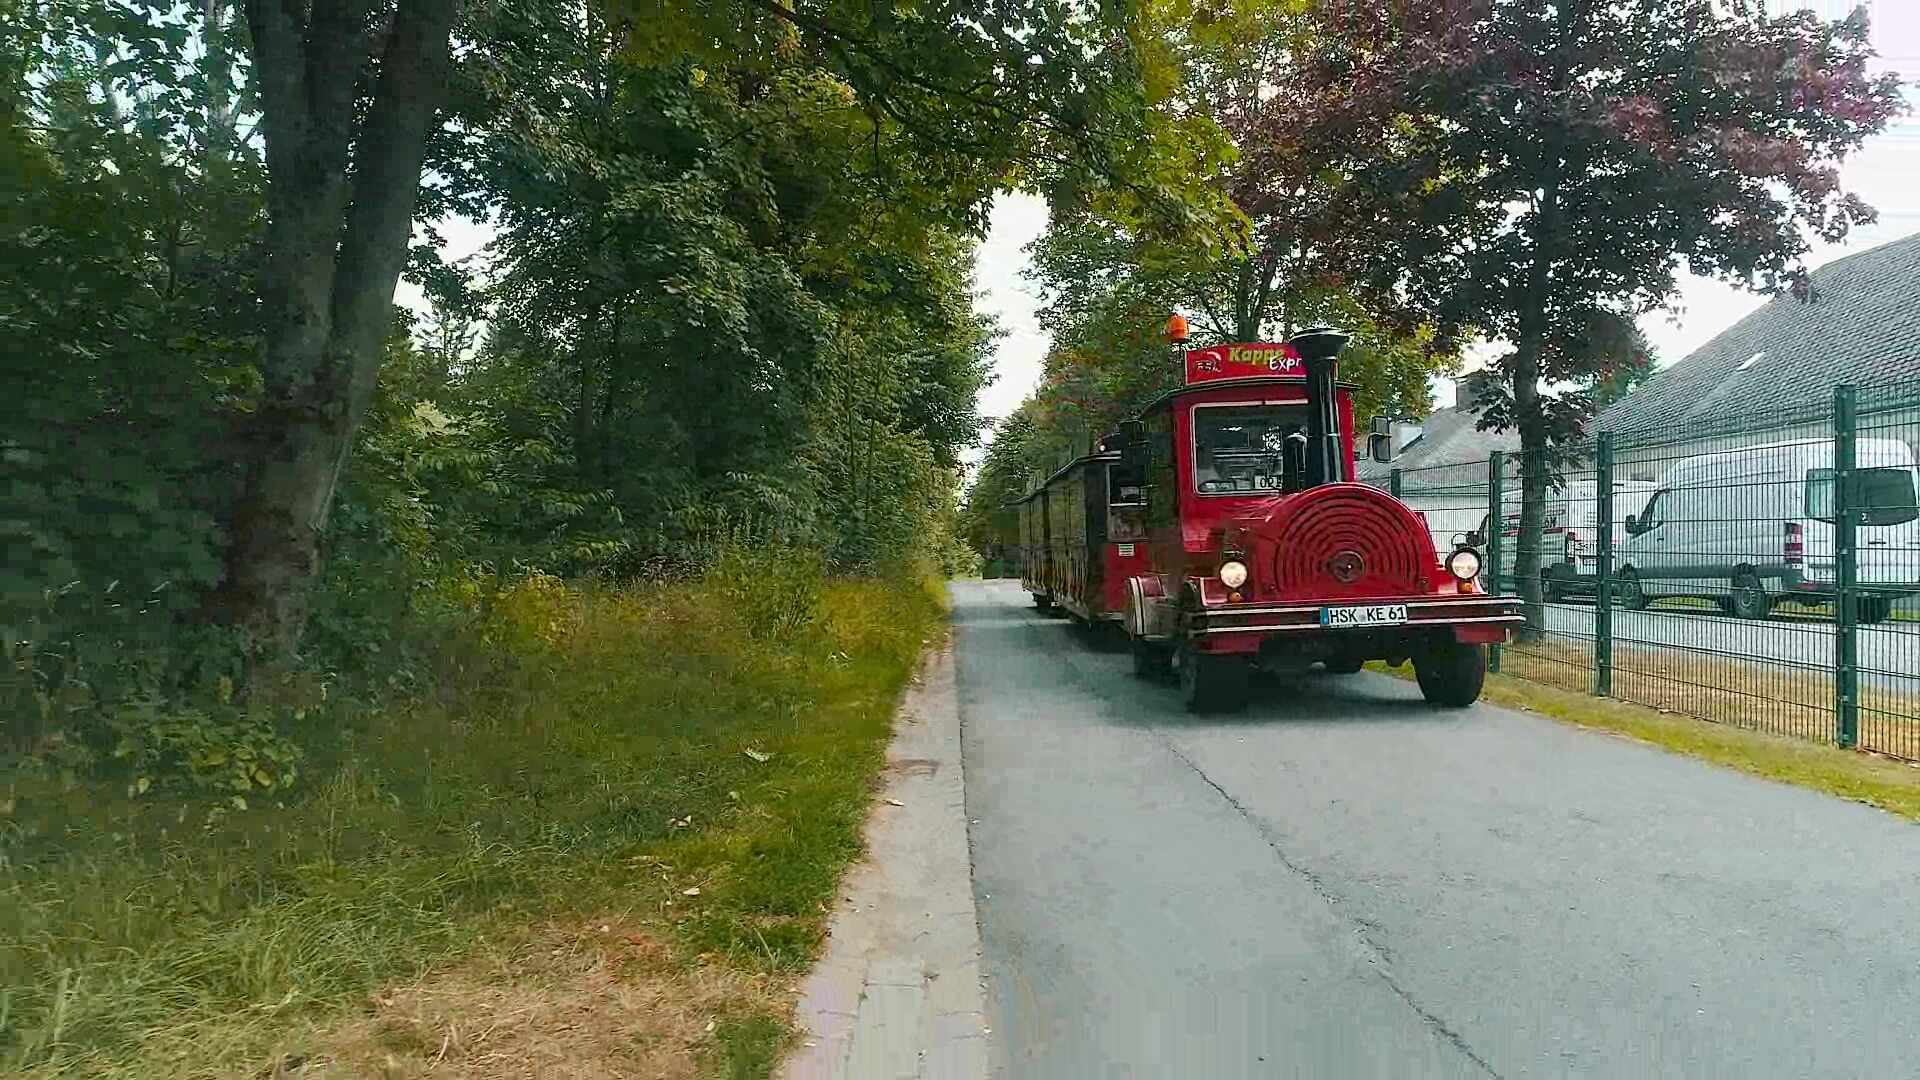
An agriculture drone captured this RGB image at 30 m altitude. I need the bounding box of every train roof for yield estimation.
[1006,449,1120,506]
[1131,375,1362,419]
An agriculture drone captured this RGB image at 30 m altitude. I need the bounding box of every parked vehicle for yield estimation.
[1471,480,1657,602]
[1028,323,1521,712]
[1613,438,1920,622]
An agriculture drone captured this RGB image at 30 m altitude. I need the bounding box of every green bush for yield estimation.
[706,542,827,642]
[1,584,304,798]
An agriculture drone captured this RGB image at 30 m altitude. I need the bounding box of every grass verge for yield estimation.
[1368,660,1920,822]
[2,568,944,1077]
[1490,635,1920,759]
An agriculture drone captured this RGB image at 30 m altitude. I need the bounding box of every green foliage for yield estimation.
[708,541,827,643]
[1265,0,1903,628]
[0,570,942,1075]
[958,0,1458,558]
[1,586,301,800]
[2,0,1021,794]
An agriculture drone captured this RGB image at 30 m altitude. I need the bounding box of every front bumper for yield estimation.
[1191,595,1525,636]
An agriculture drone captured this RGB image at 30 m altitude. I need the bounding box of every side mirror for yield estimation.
[1370,415,1392,437]
[1367,432,1393,464]
[1623,514,1640,536]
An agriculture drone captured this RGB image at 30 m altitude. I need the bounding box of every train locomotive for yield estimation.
[1015,320,1522,712]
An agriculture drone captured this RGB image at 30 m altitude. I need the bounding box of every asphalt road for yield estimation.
[953,579,1920,1079]
[1537,600,1920,692]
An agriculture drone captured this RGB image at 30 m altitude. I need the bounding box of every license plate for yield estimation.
[1321,604,1408,628]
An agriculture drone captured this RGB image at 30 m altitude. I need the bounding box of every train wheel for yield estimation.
[1179,647,1249,713]
[1414,641,1486,708]
[1131,637,1169,679]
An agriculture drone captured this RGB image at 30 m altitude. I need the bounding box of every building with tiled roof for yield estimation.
[1592,231,1920,474]
[1358,371,1521,552]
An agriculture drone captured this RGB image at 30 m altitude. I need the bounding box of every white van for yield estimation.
[1613,437,1920,622]
[1471,479,1657,602]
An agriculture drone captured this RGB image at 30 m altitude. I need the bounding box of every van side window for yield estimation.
[1805,467,1920,527]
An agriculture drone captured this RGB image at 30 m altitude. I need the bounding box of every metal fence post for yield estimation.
[1835,385,1859,749]
[1594,433,1614,698]
[1389,467,1402,499]
[1488,451,1505,673]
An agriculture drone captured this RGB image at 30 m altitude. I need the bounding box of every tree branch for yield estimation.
[333,0,462,418]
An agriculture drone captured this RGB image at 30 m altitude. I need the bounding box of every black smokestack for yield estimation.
[1288,325,1350,487]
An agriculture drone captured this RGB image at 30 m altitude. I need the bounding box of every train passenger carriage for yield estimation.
[1015,441,1150,622]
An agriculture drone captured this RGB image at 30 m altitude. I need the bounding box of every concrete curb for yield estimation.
[779,642,988,1080]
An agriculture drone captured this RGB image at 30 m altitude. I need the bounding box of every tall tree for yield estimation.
[216,0,1237,659]
[223,0,461,658]
[1281,0,1904,630]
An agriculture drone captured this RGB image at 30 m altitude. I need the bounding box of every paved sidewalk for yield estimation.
[779,642,988,1080]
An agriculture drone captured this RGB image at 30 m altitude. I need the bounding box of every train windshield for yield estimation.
[1192,403,1310,494]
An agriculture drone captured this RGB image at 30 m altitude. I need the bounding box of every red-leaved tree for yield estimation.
[1277,0,1905,630]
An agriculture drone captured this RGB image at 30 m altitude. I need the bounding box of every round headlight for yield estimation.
[1448,548,1482,582]
[1218,560,1249,589]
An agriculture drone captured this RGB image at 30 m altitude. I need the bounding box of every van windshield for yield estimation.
[1805,467,1920,527]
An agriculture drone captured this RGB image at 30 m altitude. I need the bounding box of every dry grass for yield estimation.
[1494,635,1920,759]
[277,919,780,1080]
[1428,669,1920,823]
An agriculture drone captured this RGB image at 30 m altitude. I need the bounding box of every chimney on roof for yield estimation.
[1458,369,1501,413]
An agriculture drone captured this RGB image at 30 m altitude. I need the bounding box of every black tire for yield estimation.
[1730,573,1771,621]
[1131,637,1169,679]
[1616,567,1650,611]
[1180,648,1250,713]
[1032,592,1054,612]
[1323,655,1365,675]
[1542,571,1564,605]
[1415,641,1487,707]
[1860,596,1893,624]
[1714,596,1736,617]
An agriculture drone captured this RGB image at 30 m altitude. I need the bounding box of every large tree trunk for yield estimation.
[223,0,459,662]
[1510,179,1562,642]
[1511,337,1550,639]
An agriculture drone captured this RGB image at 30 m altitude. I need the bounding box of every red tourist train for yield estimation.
[1014,320,1522,711]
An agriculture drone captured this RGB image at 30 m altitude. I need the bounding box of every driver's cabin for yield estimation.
[1119,339,1392,579]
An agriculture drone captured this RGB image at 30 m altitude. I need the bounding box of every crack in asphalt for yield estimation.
[1155,735,1505,1080]
[974,592,1500,1077]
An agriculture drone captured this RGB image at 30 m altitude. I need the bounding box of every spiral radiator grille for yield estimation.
[1263,485,1433,600]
